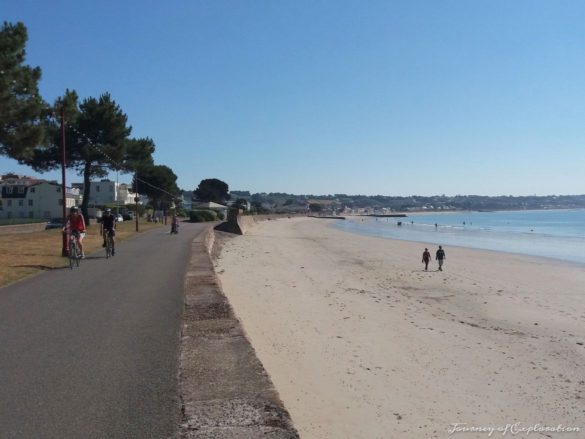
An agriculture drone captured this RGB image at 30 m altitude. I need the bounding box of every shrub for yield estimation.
[189,209,218,222]
[216,211,225,220]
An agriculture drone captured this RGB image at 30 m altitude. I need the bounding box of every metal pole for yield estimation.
[60,108,68,256]
[135,172,139,232]
[116,169,119,217]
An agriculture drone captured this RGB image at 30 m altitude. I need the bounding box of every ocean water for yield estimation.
[333,210,585,265]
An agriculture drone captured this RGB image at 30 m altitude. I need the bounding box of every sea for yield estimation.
[333,209,585,265]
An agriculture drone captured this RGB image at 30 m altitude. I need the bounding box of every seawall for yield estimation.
[179,219,299,438]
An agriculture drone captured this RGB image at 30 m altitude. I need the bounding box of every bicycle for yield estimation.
[104,229,114,258]
[68,230,82,269]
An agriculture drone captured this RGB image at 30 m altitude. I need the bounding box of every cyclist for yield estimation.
[100,208,116,256]
[171,214,179,234]
[64,206,86,258]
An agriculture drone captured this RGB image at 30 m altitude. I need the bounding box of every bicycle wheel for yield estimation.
[105,234,112,258]
[69,240,76,269]
[75,241,81,267]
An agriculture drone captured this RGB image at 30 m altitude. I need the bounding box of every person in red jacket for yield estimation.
[64,206,87,258]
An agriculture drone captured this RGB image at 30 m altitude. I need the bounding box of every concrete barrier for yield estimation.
[215,210,305,235]
[179,224,299,438]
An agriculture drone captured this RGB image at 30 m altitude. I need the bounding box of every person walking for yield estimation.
[436,245,446,271]
[170,214,179,234]
[422,248,431,271]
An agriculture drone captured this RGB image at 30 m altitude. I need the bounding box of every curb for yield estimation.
[179,224,299,438]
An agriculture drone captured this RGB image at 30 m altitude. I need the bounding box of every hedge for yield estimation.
[189,209,218,222]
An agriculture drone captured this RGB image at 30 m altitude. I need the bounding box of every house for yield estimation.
[0,173,43,186]
[181,191,193,210]
[72,179,137,206]
[0,181,80,219]
[226,199,251,211]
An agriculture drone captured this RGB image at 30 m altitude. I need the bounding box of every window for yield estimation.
[29,211,34,218]
[18,200,23,207]
[30,187,35,193]
[7,200,12,207]
[56,187,61,192]
[18,186,24,194]
[96,186,101,192]
[28,199,33,206]
[6,187,13,194]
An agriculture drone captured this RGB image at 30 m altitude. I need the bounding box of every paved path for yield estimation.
[0,221,208,439]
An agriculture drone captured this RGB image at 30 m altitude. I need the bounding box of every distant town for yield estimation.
[1,171,584,223]
[230,191,585,214]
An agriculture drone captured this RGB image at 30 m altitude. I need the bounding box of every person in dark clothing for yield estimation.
[436,245,446,271]
[100,208,116,255]
[422,248,431,271]
[171,214,179,234]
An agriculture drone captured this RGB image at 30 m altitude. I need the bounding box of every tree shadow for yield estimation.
[10,264,70,271]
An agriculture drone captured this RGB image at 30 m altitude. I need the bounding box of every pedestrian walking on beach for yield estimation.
[422,248,431,271]
[436,246,446,271]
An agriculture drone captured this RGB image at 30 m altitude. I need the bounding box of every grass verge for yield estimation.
[0,219,165,288]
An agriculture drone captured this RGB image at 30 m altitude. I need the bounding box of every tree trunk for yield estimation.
[81,160,92,226]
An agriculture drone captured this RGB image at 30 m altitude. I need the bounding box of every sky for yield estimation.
[2,0,585,196]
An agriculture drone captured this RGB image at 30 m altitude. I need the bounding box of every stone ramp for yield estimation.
[179,226,299,438]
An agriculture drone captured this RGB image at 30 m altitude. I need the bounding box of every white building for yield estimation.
[181,191,193,210]
[0,173,44,186]
[0,181,80,220]
[192,201,228,216]
[72,179,137,206]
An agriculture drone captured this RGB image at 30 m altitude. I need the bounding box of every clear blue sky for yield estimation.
[3,0,584,196]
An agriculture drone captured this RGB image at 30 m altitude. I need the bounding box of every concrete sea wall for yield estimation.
[179,221,299,438]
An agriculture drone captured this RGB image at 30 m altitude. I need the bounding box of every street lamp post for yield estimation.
[60,108,68,257]
[134,171,139,232]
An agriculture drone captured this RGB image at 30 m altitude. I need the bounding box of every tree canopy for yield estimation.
[309,203,323,213]
[193,178,230,204]
[133,165,180,211]
[2,21,182,223]
[122,137,155,172]
[0,21,46,160]
[24,90,134,222]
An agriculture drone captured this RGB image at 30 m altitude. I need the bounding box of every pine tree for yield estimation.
[0,21,46,159]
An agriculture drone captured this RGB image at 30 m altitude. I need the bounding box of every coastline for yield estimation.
[216,217,585,438]
[339,213,585,266]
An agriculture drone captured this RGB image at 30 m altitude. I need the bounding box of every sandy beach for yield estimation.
[215,217,585,438]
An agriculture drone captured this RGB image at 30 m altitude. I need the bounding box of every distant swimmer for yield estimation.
[436,246,446,271]
[422,248,431,271]
[435,223,438,230]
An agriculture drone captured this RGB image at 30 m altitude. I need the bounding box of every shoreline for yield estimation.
[339,215,585,267]
[338,217,585,269]
[216,217,585,438]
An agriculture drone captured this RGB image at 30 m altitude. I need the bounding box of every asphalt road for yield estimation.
[0,221,208,439]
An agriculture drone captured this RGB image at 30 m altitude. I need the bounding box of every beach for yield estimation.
[215,217,585,438]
